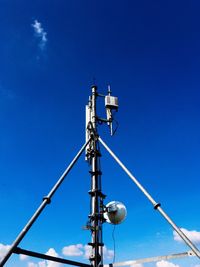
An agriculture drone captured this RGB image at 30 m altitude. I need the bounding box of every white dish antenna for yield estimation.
[104,201,127,225]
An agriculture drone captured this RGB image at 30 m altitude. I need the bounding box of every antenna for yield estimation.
[84,85,122,267]
[104,201,127,225]
[105,85,118,136]
[85,96,92,160]
[85,85,119,162]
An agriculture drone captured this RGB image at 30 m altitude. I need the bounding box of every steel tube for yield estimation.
[99,136,200,259]
[14,247,91,267]
[90,85,103,267]
[104,250,194,267]
[0,140,90,267]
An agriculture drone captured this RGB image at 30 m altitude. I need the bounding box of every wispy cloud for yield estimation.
[62,244,83,257]
[32,19,47,50]
[173,228,200,245]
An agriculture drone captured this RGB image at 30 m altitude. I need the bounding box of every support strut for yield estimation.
[99,136,200,259]
[14,247,91,267]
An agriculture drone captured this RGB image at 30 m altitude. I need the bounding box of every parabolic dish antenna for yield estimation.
[104,201,127,225]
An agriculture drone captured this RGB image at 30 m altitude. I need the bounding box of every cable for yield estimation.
[112,225,116,264]
[112,119,119,136]
[109,109,119,136]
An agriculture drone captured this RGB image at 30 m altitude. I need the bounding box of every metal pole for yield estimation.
[14,247,91,267]
[98,136,200,259]
[104,250,194,267]
[88,85,104,267]
[0,140,90,267]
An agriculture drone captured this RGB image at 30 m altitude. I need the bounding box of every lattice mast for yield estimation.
[86,85,105,267]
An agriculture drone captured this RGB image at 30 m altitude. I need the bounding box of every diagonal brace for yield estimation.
[0,139,90,267]
[14,247,91,267]
[104,250,194,267]
[98,136,200,259]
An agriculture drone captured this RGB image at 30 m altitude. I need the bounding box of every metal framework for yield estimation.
[86,85,105,267]
[1,85,200,267]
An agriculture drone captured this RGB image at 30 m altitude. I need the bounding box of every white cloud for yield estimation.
[0,243,10,260]
[27,243,114,267]
[193,265,200,267]
[156,260,180,267]
[82,244,114,260]
[83,245,91,259]
[28,263,38,267]
[103,246,114,260]
[83,245,114,260]
[130,264,143,267]
[32,19,47,50]
[46,248,59,257]
[19,253,29,260]
[45,248,61,267]
[62,244,84,256]
[62,243,114,261]
[173,228,200,245]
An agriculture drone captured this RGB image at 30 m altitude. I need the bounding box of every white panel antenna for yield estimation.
[105,93,118,135]
[105,96,118,109]
[85,104,91,160]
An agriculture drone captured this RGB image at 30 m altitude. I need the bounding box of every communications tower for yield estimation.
[1,85,200,267]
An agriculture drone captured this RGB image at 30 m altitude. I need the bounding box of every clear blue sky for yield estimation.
[0,1,200,267]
